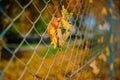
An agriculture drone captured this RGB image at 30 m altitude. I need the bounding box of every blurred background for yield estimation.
[0,0,120,80]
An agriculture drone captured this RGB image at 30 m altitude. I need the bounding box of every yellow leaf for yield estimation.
[62,5,73,20]
[98,55,103,60]
[50,27,55,35]
[51,35,57,49]
[89,60,100,75]
[66,12,73,20]
[98,53,107,62]
[105,47,110,56]
[89,0,93,3]
[57,28,63,47]
[63,31,70,42]
[61,19,72,30]
[101,7,108,15]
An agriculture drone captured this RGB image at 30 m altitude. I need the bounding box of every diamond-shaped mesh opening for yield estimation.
[14,17,33,37]
[19,42,35,64]
[34,17,48,34]
[46,1,61,17]
[0,18,11,34]
[25,29,40,44]
[4,26,22,52]
[20,71,34,80]
[27,54,42,73]
[17,0,31,7]
[33,0,46,12]
[25,3,40,22]
[0,0,22,19]
[35,65,49,79]
[2,57,25,80]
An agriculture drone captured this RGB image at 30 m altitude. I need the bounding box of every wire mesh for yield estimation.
[0,0,119,80]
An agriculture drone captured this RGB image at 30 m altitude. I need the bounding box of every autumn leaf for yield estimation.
[101,7,108,15]
[89,0,93,3]
[51,35,57,49]
[47,18,60,48]
[98,52,107,62]
[61,5,73,20]
[63,31,70,42]
[57,28,63,47]
[47,5,72,48]
[61,18,72,30]
[89,60,100,75]
[50,27,55,35]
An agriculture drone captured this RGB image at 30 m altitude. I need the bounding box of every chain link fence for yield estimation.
[0,0,119,80]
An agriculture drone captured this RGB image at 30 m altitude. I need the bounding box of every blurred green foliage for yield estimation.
[40,46,67,57]
[35,17,49,34]
[5,26,21,39]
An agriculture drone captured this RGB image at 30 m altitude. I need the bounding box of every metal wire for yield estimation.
[0,0,112,80]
